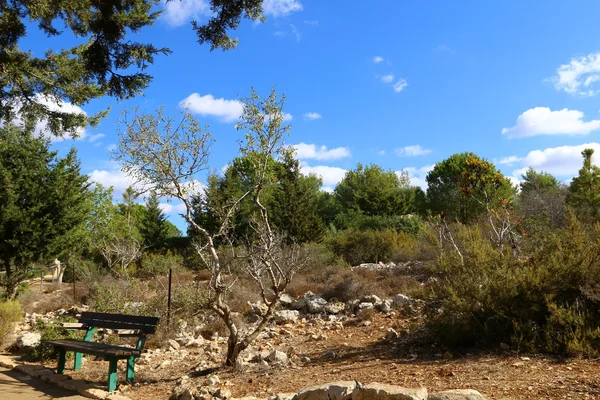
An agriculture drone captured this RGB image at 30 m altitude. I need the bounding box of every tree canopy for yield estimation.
[426,152,515,223]
[1,0,270,138]
[0,124,91,297]
[567,149,600,222]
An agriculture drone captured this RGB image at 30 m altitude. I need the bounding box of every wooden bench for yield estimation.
[45,312,159,392]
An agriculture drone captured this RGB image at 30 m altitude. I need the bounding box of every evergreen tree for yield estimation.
[567,149,600,222]
[2,0,270,137]
[140,192,171,248]
[0,125,91,297]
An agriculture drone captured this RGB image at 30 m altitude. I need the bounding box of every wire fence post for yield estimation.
[72,262,76,303]
[167,267,173,331]
[40,268,43,291]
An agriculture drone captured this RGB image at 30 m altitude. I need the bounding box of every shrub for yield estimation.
[138,252,183,278]
[424,216,600,356]
[26,317,79,361]
[334,212,423,234]
[0,300,22,348]
[325,228,416,265]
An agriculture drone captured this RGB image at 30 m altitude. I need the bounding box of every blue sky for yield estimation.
[21,0,600,230]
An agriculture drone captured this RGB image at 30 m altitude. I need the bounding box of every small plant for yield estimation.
[138,252,182,279]
[26,318,78,361]
[0,300,22,349]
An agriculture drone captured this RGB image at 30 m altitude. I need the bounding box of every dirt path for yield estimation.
[0,367,86,399]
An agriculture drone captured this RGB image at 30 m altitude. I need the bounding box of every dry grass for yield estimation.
[288,264,423,301]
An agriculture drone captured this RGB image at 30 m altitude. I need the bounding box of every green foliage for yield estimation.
[426,153,515,223]
[325,228,416,265]
[138,252,182,278]
[425,216,600,355]
[0,125,91,297]
[334,164,415,217]
[0,300,22,348]
[139,192,182,249]
[567,149,600,223]
[26,317,78,361]
[333,211,422,234]
[192,152,325,243]
[1,0,170,137]
[520,168,559,194]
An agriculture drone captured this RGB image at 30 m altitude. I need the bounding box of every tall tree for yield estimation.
[0,125,91,297]
[270,153,325,243]
[140,192,171,248]
[520,169,559,194]
[426,152,515,223]
[335,164,415,217]
[567,149,600,223]
[1,0,271,137]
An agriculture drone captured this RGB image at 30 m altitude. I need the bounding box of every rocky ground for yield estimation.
[6,263,600,399]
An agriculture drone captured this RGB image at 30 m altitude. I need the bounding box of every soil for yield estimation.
[43,313,600,400]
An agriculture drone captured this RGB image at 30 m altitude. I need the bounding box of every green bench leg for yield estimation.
[126,356,135,384]
[107,358,118,392]
[74,352,82,371]
[57,349,66,374]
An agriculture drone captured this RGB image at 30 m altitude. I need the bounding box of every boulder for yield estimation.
[393,294,413,308]
[279,293,295,307]
[428,389,485,400]
[295,381,356,400]
[357,302,374,311]
[306,295,328,314]
[267,350,289,365]
[274,310,300,324]
[352,383,427,400]
[168,339,180,351]
[17,332,41,348]
[324,302,345,315]
[377,300,392,314]
[361,295,381,304]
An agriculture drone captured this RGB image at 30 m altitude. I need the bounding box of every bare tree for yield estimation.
[100,234,144,276]
[114,88,306,365]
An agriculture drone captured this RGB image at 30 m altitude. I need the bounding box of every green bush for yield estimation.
[424,216,600,356]
[325,228,411,265]
[138,252,183,278]
[0,300,22,348]
[27,317,78,361]
[334,211,423,235]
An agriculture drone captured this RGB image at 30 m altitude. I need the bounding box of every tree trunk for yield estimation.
[225,334,247,366]
[3,259,19,299]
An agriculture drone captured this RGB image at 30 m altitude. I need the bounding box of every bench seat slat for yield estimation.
[78,319,157,334]
[80,312,159,326]
[45,339,141,357]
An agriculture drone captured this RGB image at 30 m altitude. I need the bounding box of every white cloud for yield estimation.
[107,144,117,152]
[497,156,522,165]
[304,20,319,25]
[373,56,384,64]
[400,165,435,190]
[301,164,347,186]
[303,112,322,120]
[88,133,105,143]
[162,0,210,27]
[88,168,140,197]
[292,143,351,161]
[380,74,394,83]
[552,52,600,96]
[159,202,188,214]
[392,78,408,93]
[395,145,432,157]
[378,150,386,155]
[180,93,243,123]
[263,0,303,17]
[502,107,600,138]
[7,94,88,141]
[511,142,600,178]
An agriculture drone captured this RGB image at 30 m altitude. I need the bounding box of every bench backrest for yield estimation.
[79,312,160,334]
